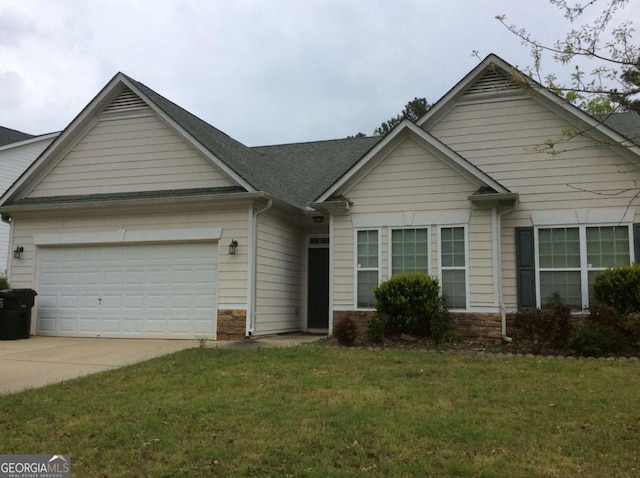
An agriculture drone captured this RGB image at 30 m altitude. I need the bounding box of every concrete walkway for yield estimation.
[0,334,323,395]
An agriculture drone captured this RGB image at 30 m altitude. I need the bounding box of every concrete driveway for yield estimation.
[0,334,323,395]
[0,336,196,395]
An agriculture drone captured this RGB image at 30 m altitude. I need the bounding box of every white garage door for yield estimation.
[37,242,218,338]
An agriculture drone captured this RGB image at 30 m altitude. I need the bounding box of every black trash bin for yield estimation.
[0,289,38,340]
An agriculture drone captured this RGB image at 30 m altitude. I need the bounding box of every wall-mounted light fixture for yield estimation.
[312,215,325,224]
[229,239,238,255]
[13,246,24,259]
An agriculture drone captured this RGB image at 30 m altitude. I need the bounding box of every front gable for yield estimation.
[1,74,254,206]
[27,86,237,198]
[419,55,640,211]
[315,120,512,210]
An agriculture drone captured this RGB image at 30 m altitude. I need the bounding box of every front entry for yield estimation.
[307,245,329,329]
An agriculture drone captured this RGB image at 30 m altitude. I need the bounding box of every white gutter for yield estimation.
[247,199,273,336]
[496,205,516,342]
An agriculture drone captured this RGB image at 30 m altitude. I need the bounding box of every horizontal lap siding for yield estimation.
[430,96,640,308]
[333,138,495,309]
[333,216,354,306]
[255,209,302,334]
[29,111,235,197]
[9,204,249,308]
[0,138,56,274]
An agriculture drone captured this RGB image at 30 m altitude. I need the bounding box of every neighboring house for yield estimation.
[2,53,640,340]
[0,130,58,276]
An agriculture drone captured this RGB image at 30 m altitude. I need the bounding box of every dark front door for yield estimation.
[307,247,329,329]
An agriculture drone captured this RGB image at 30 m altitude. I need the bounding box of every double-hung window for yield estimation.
[537,225,631,309]
[439,226,467,309]
[356,230,379,308]
[390,228,429,276]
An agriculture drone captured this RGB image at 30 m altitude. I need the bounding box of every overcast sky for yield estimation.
[0,0,637,146]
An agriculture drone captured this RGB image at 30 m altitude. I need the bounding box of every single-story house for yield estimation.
[0,128,58,276]
[2,53,640,341]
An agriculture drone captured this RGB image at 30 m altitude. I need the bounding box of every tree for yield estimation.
[374,97,431,136]
[496,0,639,115]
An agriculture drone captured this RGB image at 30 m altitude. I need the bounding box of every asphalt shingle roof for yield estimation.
[127,75,380,208]
[601,112,640,144]
[0,126,33,147]
[252,137,380,207]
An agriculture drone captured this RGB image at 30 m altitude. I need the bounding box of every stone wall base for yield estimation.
[217,309,247,340]
[333,310,505,343]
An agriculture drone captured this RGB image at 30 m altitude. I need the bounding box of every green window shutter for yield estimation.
[634,224,640,263]
[516,227,536,308]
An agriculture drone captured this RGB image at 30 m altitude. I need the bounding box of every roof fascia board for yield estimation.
[315,120,509,203]
[418,54,640,160]
[121,77,256,192]
[416,55,507,129]
[0,132,59,153]
[403,122,509,193]
[315,122,412,202]
[0,74,130,205]
[0,190,301,216]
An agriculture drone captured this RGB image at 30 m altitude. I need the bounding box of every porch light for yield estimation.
[13,246,24,259]
[229,239,238,255]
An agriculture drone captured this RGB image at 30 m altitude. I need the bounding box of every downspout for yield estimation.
[248,199,273,336]
[497,206,515,343]
[1,215,12,278]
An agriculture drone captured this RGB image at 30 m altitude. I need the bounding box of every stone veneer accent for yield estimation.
[333,311,505,343]
[217,309,247,340]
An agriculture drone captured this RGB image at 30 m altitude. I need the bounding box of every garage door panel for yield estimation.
[37,242,218,338]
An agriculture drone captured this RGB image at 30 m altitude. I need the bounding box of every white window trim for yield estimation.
[354,228,381,310]
[437,224,469,311]
[534,223,634,310]
[388,226,431,277]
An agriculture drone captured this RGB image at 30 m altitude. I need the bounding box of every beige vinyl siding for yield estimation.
[8,202,249,310]
[468,209,495,307]
[0,137,56,274]
[333,137,495,310]
[333,215,355,306]
[254,209,303,335]
[429,96,640,308]
[346,139,473,213]
[28,111,235,198]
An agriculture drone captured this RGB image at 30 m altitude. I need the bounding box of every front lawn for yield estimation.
[0,346,638,477]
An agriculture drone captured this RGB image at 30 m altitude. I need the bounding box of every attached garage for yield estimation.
[37,242,218,339]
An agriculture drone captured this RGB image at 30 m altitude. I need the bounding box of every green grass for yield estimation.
[1,346,639,477]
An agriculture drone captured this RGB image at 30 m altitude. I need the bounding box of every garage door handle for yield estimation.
[98,297,102,304]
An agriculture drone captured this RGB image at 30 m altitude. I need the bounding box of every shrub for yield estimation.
[623,312,640,344]
[366,315,385,344]
[512,300,572,354]
[430,309,454,344]
[569,324,617,357]
[374,272,449,338]
[333,317,358,346]
[592,264,640,314]
[0,277,8,289]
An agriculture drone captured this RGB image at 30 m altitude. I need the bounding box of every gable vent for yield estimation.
[465,68,520,96]
[103,87,147,114]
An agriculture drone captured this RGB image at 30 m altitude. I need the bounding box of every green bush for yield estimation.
[592,264,640,314]
[512,300,573,354]
[366,315,385,344]
[569,324,617,357]
[0,277,8,289]
[374,272,450,338]
[333,317,358,346]
[623,312,640,344]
